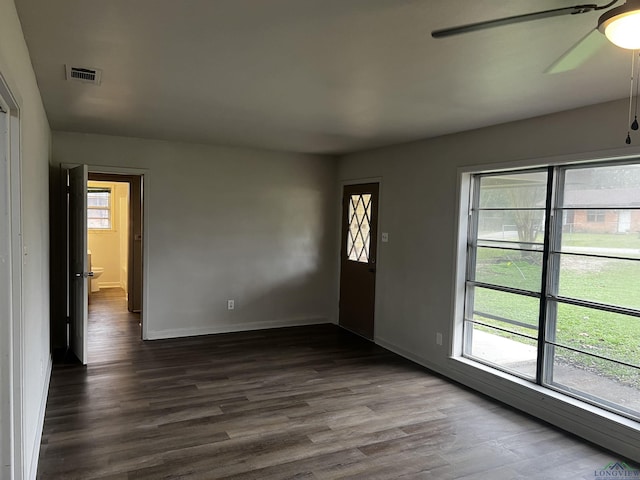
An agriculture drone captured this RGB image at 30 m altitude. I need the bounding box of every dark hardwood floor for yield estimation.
[38,289,637,479]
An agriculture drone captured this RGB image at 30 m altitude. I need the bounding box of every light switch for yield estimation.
[381,232,389,243]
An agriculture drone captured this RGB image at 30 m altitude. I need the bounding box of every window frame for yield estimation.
[463,167,551,382]
[454,158,640,423]
[346,192,373,263]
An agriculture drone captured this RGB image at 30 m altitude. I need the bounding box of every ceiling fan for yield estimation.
[431,0,640,73]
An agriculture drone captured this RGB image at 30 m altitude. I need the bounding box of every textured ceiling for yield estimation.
[15,0,633,154]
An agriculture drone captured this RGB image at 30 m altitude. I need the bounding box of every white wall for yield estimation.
[0,0,51,478]
[118,184,129,292]
[53,132,338,339]
[338,98,640,462]
[87,181,129,290]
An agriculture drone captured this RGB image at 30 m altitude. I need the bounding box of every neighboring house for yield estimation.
[563,188,640,234]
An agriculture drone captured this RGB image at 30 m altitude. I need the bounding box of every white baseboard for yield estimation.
[145,317,329,340]
[375,336,442,372]
[98,282,121,289]
[27,354,52,480]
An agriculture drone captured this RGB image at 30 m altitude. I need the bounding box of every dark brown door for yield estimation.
[339,183,379,339]
[127,175,143,314]
[68,165,89,364]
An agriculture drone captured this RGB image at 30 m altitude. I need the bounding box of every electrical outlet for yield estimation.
[381,232,389,243]
[227,300,235,310]
[436,332,443,346]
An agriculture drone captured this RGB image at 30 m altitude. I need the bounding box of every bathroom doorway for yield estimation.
[65,168,144,364]
[86,173,143,343]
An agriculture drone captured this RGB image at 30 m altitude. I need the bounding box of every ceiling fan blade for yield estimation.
[431,5,598,38]
[545,28,608,74]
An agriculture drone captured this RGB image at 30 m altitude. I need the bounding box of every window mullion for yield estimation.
[464,175,481,354]
[536,166,557,385]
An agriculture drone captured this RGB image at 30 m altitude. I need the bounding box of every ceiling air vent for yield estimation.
[65,65,102,85]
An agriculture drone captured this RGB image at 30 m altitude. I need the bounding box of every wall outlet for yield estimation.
[381,232,389,243]
[227,299,235,310]
[436,332,443,346]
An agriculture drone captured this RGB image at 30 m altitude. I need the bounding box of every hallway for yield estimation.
[87,288,141,364]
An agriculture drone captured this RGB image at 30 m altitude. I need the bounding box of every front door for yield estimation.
[339,183,379,339]
[618,210,631,233]
[68,164,89,364]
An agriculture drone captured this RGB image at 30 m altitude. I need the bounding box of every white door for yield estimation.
[68,165,89,364]
[618,210,631,233]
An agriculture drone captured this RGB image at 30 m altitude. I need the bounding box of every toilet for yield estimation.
[91,267,104,293]
[87,250,104,293]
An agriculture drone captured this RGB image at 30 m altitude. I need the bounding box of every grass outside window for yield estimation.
[463,163,640,419]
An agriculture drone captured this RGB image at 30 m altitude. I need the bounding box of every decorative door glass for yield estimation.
[347,194,372,262]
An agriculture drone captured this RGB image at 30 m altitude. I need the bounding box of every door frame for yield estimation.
[62,164,149,340]
[87,165,149,339]
[87,172,143,315]
[0,73,24,479]
[337,177,383,340]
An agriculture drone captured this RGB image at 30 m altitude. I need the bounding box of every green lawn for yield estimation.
[472,233,640,388]
[562,232,640,249]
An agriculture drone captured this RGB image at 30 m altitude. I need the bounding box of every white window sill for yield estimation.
[448,355,640,434]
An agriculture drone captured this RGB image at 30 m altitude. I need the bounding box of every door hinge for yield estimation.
[66,316,71,324]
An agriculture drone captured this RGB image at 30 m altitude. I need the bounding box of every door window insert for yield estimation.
[347,193,372,263]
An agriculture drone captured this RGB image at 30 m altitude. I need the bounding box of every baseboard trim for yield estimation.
[98,282,121,289]
[375,336,442,373]
[27,354,52,480]
[145,317,329,340]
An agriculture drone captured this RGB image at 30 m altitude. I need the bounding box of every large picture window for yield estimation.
[462,161,640,420]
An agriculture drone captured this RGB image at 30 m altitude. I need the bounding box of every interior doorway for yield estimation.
[0,85,13,480]
[88,172,143,314]
[65,169,143,364]
[0,74,23,479]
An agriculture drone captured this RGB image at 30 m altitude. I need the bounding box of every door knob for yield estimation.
[75,272,94,278]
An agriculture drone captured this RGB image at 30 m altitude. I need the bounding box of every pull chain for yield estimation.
[626,50,635,144]
[632,51,640,131]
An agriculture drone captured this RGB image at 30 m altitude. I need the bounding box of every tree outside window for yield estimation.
[461,162,640,421]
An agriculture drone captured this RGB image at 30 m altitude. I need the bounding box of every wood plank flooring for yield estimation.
[38,290,638,479]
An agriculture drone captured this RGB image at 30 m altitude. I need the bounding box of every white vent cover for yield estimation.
[65,65,102,85]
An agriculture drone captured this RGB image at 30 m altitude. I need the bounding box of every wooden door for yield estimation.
[128,175,143,313]
[68,164,89,364]
[339,183,379,339]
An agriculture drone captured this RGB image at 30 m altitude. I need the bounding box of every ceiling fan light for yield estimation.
[599,6,640,50]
